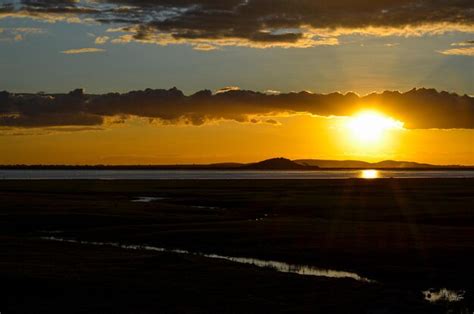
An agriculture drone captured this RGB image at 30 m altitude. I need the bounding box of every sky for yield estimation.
[0,0,473,165]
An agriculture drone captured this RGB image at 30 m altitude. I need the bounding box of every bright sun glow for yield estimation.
[346,111,404,143]
[360,169,379,179]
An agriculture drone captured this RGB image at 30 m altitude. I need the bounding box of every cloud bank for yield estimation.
[1,87,473,130]
[1,0,473,48]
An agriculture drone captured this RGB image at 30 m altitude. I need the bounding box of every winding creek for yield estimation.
[40,236,375,283]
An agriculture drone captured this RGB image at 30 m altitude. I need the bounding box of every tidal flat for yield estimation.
[1,179,473,313]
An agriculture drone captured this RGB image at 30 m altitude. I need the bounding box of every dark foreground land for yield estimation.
[1,178,474,313]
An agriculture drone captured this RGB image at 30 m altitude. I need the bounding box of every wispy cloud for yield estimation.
[192,44,219,51]
[439,47,474,56]
[0,27,44,41]
[451,40,474,46]
[61,48,105,54]
[94,36,109,44]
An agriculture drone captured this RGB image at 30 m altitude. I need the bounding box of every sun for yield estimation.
[346,111,404,144]
[360,169,379,179]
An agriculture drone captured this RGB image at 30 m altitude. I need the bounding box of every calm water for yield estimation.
[1,169,473,180]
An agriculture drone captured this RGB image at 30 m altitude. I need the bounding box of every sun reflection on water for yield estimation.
[360,169,379,179]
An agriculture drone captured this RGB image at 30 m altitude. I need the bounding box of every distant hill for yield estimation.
[295,160,372,168]
[372,160,435,168]
[295,159,457,169]
[240,158,319,170]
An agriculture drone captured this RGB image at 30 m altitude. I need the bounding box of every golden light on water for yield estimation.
[360,169,379,179]
[346,111,404,145]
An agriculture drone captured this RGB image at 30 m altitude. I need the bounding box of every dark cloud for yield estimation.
[0,113,103,128]
[0,89,104,127]
[0,3,14,12]
[265,119,279,125]
[1,87,472,129]
[20,0,99,14]
[2,1,472,47]
[103,0,474,47]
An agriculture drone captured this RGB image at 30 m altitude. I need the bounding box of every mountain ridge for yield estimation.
[294,159,440,169]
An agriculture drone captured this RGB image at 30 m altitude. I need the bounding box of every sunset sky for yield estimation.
[0,0,473,165]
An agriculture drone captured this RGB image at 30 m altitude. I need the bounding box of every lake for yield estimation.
[1,169,473,180]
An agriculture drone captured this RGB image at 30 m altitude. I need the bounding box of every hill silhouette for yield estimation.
[240,158,319,170]
[295,159,443,169]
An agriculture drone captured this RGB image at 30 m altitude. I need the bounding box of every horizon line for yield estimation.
[0,158,473,168]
